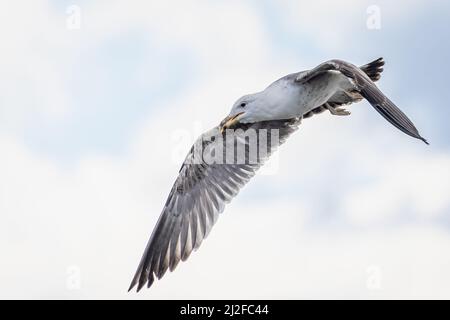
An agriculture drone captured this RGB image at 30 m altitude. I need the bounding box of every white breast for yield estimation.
[262,72,342,119]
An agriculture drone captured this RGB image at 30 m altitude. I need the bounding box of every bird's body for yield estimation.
[256,71,351,121]
[129,58,427,292]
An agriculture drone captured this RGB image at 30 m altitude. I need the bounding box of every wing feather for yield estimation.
[129,118,301,291]
[296,59,428,144]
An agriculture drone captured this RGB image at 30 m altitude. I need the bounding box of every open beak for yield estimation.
[220,112,244,133]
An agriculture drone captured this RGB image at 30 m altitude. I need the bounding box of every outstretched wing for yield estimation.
[129,118,301,292]
[296,59,428,144]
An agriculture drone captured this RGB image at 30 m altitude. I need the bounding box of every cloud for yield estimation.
[3,129,450,299]
[341,152,450,225]
[2,84,450,299]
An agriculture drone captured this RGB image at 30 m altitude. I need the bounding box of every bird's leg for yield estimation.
[325,103,351,116]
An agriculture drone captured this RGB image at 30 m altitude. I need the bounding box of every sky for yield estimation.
[0,0,449,299]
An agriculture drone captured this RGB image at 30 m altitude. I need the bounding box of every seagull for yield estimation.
[128,58,427,292]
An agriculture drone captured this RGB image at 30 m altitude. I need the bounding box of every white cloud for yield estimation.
[2,87,450,299]
[342,152,450,225]
[2,133,450,299]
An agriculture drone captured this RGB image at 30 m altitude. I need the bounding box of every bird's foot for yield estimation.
[326,105,351,116]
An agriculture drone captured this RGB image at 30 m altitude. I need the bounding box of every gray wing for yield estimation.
[303,58,384,119]
[129,118,301,292]
[297,59,428,144]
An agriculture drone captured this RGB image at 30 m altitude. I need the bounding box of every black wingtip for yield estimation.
[128,275,145,293]
[127,281,145,293]
[420,136,429,145]
[128,282,136,293]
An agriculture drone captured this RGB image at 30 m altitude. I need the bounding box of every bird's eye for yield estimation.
[240,102,246,108]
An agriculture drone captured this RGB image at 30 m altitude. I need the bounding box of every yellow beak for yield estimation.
[220,112,244,133]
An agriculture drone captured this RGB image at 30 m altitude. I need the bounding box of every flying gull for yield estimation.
[128,58,427,292]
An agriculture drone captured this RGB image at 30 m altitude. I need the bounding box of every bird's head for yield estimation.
[220,93,266,132]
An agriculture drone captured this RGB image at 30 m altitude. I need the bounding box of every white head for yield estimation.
[220,92,268,131]
[219,77,298,132]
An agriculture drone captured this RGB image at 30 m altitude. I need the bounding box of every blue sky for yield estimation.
[1,0,449,299]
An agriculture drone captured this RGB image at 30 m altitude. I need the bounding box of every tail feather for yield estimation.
[360,57,385,82]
